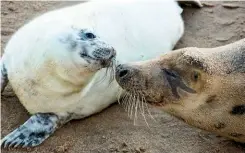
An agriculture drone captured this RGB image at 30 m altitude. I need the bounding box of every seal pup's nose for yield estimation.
[93,47,116,60]
[93,47,116,67]
[108,48,116,59]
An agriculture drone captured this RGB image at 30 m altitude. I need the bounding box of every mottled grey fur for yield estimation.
[1,62,8,93]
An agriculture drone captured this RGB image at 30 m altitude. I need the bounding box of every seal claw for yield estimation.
[13,141,23,148]
[1,113,59,148]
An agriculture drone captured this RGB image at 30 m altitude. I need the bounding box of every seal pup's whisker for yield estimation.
[108,60,116,85]
[94,61,115,86]
[93,71,107,85]
[94,61,113,86]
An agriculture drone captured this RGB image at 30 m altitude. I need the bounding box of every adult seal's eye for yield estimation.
[85,32,96,39]
[192,71,200,81]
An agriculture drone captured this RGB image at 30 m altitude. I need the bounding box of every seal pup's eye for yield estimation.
[192,71,200,81]
[85,32,96,39]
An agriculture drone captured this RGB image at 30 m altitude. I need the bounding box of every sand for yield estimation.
[1,1,245,153]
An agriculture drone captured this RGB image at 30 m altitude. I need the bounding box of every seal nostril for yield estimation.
[109,52,115,59]
[119,69,129,78]
[104,49,111,56]
[109,49,116,59]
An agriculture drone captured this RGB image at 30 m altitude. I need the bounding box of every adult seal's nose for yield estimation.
[116,64,131,82]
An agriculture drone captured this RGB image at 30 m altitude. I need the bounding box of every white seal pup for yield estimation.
[1,0,201,148]
[1,25,117,148]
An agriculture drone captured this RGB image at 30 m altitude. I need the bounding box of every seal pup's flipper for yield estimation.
[1,61,8,93]
[1,113,62,148]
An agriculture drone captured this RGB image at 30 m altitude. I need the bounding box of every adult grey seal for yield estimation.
[115,38,245,143]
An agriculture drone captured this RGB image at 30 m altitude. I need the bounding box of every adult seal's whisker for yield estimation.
[117,89,153,127]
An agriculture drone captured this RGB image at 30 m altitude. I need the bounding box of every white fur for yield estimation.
[2,0,184,117]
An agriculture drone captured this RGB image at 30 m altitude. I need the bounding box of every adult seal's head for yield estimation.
[116,38,245,143]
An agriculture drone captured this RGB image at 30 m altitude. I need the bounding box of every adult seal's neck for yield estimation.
[191,39,245,75]
[210,38,245,74]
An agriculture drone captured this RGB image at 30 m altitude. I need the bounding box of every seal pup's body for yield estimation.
[116,38,245,143]
[1,0,198,148]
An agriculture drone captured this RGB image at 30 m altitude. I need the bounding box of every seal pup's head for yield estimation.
[115,39,245,143]
[44,26,116,85]
[58,27,116,70]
